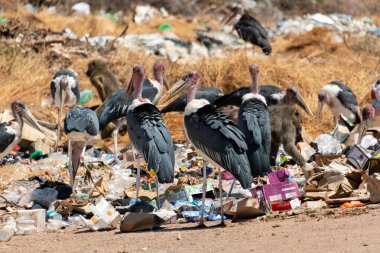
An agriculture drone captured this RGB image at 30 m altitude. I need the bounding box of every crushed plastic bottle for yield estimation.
[314,134,342,154]
[67,215,84,226]
[0,215,16,242]
[46,219,67,231]
[360,135,378,149]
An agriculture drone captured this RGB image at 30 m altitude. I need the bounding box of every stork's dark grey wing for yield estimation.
[214,87,250,107]
[96,87,131,130]
[50,80,56,100]
[72,79,80,101]
[337,90,361,123]
[127,103,174,184]
[236,14,269,39]
[142,79,159,102]
[161,87,223,113]
[330,81,353,93]
[64,108,99,136]
[0,123,16,153]
[234,14,271,54]
[259,85,283,106]
[238,99,271,177]
[184,104,252,188]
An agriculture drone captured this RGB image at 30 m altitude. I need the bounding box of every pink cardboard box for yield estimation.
[267,169,291,184]
[263,180,301,203]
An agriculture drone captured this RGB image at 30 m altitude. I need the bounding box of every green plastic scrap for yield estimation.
[78,89,94,105]
[31,150,43,159]
[159,23,172,31]
[104,13,116,22]
[0,18,7,24]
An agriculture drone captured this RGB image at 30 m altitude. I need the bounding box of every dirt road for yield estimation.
[1,206,379,253]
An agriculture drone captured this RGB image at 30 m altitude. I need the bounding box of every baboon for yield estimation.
[86,60,122,102]
[269,105,305,167]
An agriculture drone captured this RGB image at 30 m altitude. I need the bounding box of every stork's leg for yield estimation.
[197,161,208,228]
[68,139,75,193]
[56,107,62,151]
[81,141,93,184]
[113,129,119,163]
[132,146,140,203]
[218,167,226,227]
[156,175,160,210]
[226,180,236,199]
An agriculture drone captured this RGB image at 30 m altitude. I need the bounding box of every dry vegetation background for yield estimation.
[1,1,380,143]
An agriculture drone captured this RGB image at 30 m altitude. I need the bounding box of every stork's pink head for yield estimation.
[153,61,165,88]
[132,65,145,99]
[362,105,375,121]
[11,100,26,114]
[159,71,201,104]
[59,76,69,90]
[153,61,164,73]
[248,64,259,94]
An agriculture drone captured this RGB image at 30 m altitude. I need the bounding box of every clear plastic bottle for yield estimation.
[0,215,16,242]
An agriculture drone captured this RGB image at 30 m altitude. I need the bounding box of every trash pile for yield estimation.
[274,13,380,37]
[2,112,380,242]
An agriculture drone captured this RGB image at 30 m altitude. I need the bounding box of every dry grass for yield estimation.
[0,8,379,144]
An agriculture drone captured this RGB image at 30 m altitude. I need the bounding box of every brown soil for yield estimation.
[1,206,380,253]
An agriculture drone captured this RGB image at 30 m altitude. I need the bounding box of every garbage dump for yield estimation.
[1,1,380,251]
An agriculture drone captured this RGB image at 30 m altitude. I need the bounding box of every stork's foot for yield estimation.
[217,221,226,228]
[195,222,207,229]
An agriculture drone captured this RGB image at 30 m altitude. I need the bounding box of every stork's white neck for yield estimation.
[184,99,209,115]
[128,98,152,111]
[242,93,267,106]
[148,79,162,105]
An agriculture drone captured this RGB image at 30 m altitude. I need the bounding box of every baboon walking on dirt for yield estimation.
[269,105,305,167]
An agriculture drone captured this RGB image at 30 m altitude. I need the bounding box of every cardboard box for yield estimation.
[263,181,301,203]
[346,145,369,170]
[158,182,214,205]
[268,169,290,184]
[314,153,342,167]
[369,151,380,175]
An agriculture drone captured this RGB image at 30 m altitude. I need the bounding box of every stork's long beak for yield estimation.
[317,100,324,119]
[20,108,45,133]
[159,78,193,105]
[163,77,169,91]
[222,8,238,26]
[295,93,313,117]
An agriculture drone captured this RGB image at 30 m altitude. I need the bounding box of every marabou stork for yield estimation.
[237,64,271,178]
[94,61,167,160]
[50,69,80,150]
[224,5,271,55]
[317,81,361,124]
[213,85,313,116]
[64,108,99,193]
[161,71,252,227]
[141,61,169,105]
[0,101,44,158]
[126,66,174,209]
[160,87,223,113]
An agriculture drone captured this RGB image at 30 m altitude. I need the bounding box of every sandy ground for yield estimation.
[1,206,380,253]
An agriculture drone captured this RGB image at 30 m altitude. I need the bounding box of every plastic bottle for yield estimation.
[0,215,16,242]
[46,210,63,221]
[46,219,65,231]
[78,89,94,105]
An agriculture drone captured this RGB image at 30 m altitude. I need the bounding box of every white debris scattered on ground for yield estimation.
[274,13,379,36]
